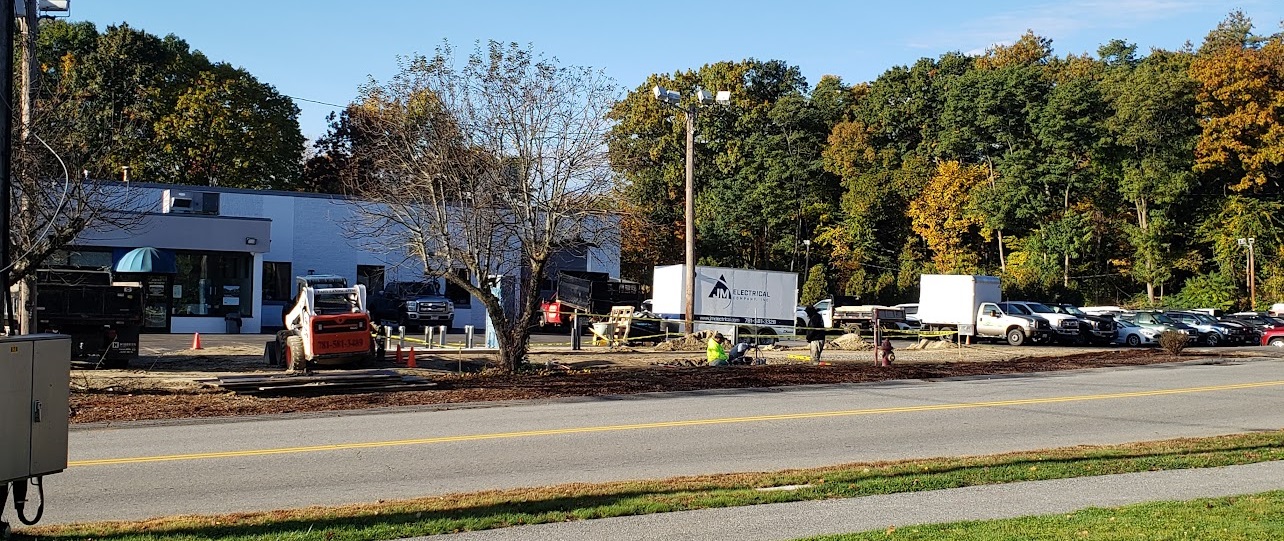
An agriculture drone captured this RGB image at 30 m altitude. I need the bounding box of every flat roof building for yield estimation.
[61,182,620,334]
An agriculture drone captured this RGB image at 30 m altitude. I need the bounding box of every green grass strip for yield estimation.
[805,490,1284,540]
[20,431,1284,541]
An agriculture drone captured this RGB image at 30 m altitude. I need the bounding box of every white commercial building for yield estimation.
[61,183,620,335]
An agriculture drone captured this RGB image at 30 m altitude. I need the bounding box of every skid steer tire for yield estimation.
[284,335,306,372]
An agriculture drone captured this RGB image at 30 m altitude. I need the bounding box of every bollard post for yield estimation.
[426,326,435,349]
[571,313,581,350]
[384,326,393,356]
[872,322,880,367]
[438,326,447,347]
[464,325,475,348]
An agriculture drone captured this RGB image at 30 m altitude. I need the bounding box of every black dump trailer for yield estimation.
[540,271,645,327]
[35,269,144,368]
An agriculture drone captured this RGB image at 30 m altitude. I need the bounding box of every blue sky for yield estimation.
[70,0,1281,143]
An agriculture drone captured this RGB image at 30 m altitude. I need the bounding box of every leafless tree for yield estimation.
[8,132,151,331]
[343,41,619,372]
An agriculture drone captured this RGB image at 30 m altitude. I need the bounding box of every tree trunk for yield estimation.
[496,325,529,373]
[997,230,1006,272]
[1063,253,1070,288]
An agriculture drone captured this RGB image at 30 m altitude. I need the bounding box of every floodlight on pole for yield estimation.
[653,84,731,335]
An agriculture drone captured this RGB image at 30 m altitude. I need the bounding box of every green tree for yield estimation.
[608,59,836,276]
[155,67,304,188]
[36,21,304,188]
[1100,49,1201,303]
[801,264,828,306]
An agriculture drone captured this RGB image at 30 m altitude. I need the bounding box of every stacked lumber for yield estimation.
[199,369,435,396]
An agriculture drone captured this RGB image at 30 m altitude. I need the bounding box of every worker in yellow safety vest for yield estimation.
[706,332,729,366]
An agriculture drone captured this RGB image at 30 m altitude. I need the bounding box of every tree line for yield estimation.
[20,12,1284,313]
[607,11,1284,311]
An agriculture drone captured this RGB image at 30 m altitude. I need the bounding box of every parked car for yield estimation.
[893,303,921,329]
[1080,306,1128,318]
[1261,327,1284,347]
[1222,312,1284,332]
[1000,301,1081,343]
[1115,311,1195,341]
[1164,310,1255,346]
[367,281,455,331]
[1115,319,1160,347]
[1047,303,1116,345]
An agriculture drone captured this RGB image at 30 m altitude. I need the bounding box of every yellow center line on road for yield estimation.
[71,379,1284,467]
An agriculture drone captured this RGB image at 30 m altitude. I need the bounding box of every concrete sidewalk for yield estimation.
[416,461,1284,541]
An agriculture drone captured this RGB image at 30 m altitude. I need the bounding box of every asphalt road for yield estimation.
[41,356,1284,526]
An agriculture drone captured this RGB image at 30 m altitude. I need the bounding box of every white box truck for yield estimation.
[916,274,1049,346]
[651,265,797,344]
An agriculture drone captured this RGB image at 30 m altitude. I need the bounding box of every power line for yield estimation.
[286,95,348,108]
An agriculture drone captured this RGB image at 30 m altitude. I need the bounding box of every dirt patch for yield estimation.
[67,343,1249,425]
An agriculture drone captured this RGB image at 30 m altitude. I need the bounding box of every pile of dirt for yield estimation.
[830,333,873,350]
[904,338,958,350]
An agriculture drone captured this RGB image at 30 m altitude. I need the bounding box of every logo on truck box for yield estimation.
[706,273,772,311]
[709,275,732,299]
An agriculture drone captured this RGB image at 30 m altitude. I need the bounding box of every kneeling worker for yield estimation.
[706,332,730,366]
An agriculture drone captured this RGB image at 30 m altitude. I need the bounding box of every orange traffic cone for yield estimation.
[407,347,417,368]
[190,332,203,350]
[395,343,403,364]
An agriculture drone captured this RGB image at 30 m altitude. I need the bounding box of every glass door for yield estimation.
[142,275,173,333]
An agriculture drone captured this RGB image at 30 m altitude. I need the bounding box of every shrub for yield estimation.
[1158,330,1189,355]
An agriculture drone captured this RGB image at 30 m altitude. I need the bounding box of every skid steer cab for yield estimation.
[269,275,378,372]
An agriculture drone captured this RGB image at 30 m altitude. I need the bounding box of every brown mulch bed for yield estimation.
[68,349,1209,425]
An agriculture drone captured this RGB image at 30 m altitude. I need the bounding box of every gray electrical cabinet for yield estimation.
[1,335,70,484]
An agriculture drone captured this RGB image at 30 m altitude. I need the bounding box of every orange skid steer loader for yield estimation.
[268,275,379,372]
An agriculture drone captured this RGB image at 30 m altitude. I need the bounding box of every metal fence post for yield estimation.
[571,313,581,350]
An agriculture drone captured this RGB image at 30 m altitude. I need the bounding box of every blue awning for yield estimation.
[115,247,177,274]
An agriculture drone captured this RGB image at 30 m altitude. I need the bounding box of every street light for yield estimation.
[1238,237,1256,309]
[654,84,730,334]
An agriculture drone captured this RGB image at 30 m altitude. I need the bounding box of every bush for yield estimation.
[1158,330,1189,355]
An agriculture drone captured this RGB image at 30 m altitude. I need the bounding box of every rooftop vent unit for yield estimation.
[162,190,220,215]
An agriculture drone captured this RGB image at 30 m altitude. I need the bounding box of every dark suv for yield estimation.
[1164,311,1255,346]
[1047,303,1116,345]
[368,281,455,331]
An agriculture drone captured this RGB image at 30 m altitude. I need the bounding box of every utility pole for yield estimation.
[653,85,729,335]
[1,0,16,334]
[16,0,37,333]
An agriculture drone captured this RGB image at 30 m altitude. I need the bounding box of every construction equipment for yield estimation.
[540,271,644,330]
[268,275,378,372]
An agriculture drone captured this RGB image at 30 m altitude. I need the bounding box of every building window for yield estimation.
[173,251,252,317]
[357,265,385,293]
[263,262,292,302]
[47,248,114,270]
[446,268,472,307]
